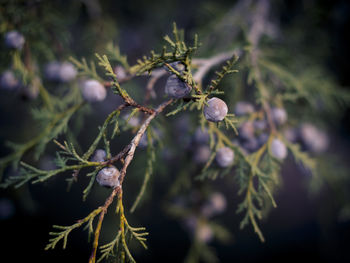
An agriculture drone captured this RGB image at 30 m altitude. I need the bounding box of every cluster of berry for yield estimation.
[44,61,77,83]
[1,31,29,93]
[233,101,328,160]
[0,30,112,103]
[91,149,120,188]
[164,68,236,167]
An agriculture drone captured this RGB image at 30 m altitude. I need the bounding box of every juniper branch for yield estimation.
[88,99,173,263]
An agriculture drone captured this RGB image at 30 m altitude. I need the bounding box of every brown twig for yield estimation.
[119,99,173,185]
[88,187,122,263]
[88,99,173,263]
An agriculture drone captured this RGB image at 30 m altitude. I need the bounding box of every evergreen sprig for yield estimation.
[70,56,103,82]
[45,207,103,250]
[209,55,239,90]
[129,23,200,75]
[105,42,130,70]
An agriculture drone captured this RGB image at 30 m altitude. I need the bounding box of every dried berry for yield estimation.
[215,147,234,167]
[234,101,254,116]
[165,75,191,98]
[203,97,228,122]
[4,31,25,50]
[81,79,106,102]
[96,166,120,188]
[270,138,287,160]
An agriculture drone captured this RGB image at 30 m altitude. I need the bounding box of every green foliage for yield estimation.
[208,55,239,91]
[105,42,130,70]
[129,23,200,77]
[45,207,103,250]
[70,57,103,82]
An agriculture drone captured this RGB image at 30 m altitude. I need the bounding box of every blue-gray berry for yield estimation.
[59,62,77,82]
[0,70,19,90]
[203,97,228,122]
[271,107,287,125]
[91,149,107,162]
[234,101,254,116]
[96,166,120,188]
[45,61,61,81]
[201,192,227,217]
[5,31,25,50]
[165,75,191,98]
[299,123,329,153]
[114,65,127,79]
[215,147,234,167]
[270,138,287,160]
[210,192,227,213]
[81,79,106,102]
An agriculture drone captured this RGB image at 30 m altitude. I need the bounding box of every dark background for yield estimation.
[1,0,350,262]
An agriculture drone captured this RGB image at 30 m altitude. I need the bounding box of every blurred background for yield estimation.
[0,0,350,262]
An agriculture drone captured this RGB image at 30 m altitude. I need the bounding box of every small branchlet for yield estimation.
[129,23,200,75]
[70,56,103,82]
[209,55,239,91]
[45,207,103,250]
